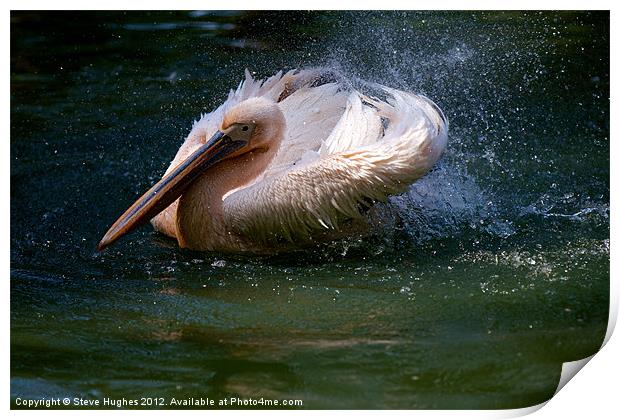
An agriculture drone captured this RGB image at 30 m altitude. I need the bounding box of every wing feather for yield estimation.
[319,92,383,156]
[223,87,448,244]
[264,83,348,177]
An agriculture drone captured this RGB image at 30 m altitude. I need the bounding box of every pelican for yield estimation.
[98,68,448,253]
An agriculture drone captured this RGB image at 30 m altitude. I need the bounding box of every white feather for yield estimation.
[224,85,448,244]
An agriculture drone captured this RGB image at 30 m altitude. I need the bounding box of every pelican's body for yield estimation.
[99,69,448,253]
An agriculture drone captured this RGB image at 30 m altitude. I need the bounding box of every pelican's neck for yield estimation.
[175,147,277,251]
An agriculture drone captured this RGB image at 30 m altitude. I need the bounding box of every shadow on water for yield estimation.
[11,11,609,409]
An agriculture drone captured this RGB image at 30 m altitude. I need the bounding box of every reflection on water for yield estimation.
[11,11,609,409]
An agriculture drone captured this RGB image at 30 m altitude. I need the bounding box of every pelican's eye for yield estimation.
[241,125,249,132]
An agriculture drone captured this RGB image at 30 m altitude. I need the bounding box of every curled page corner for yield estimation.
[509,355,598,417]
[502,401,547,418]
[547,294,617,400]
[553,355,595,396]
[550,302,617,397]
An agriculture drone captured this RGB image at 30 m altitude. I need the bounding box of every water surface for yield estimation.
[11,11,609,409]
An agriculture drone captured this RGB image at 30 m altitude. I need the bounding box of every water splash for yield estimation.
[296,11,608,251]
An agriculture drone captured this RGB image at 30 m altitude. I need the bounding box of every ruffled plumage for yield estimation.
[151,68,448,251]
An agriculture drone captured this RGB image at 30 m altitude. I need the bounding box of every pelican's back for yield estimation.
[264,80,349,177]
[223,74,448,245]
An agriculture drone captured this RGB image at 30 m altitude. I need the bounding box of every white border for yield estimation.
[4,2,616,419]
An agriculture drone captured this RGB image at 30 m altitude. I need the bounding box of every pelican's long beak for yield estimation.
[97,130,247,251]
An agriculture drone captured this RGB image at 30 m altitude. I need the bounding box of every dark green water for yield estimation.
[11,11,609,409]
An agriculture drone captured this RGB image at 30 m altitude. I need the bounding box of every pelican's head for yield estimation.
[97,98,285,251]
[220,97,285,155]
